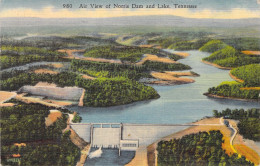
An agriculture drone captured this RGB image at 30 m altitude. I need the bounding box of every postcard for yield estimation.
[0,0,260,165]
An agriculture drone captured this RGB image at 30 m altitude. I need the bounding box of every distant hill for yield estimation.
[1,15,260,27]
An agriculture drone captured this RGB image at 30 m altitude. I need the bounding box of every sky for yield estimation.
[0,0,260,19]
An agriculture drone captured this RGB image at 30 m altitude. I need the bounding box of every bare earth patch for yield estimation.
[81,74,95,80]
[174,52,190,57]
[0,103,15,107]
[0,91,17,103]
[49,63,64,68]
[139,44,154,48]
[242,50,260,56]
[34,69,59,75]
[150,71,195,85]
[136,54,176,65]
[45,110,62,126]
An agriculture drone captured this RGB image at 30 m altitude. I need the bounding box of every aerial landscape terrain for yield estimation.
[1,0,260,165]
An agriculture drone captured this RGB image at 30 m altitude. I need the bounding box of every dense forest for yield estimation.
[230,64,260,87]
[203,40,260,100]
[0,45,66,69]
[84,45,160,62]
[157,130,253,166]
[70,59,190,80]
[199,40,227,53]
[1,71,160,107]
[213,108,260,141]
[148,36,210,50]
[200,41,260,68]
[1,102,80,166]
[207,82,259,100]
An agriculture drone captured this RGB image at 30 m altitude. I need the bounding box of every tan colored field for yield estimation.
[242,50,260,55]
[136,54,176,65]
[229,71,244,83]
[174,52,190,57]
[81,74,95,80]
[240,87,260,90]
[45,110,62,126]
[0,91,16,103]
[49,63,64,68]
[150,72,195,83]
[139,44,154,48]
[0,103,15,107]
[234,144,260,165]
[14,143,26,147]
[34,69,58,74]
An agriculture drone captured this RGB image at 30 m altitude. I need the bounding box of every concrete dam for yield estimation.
[71,123,194,153]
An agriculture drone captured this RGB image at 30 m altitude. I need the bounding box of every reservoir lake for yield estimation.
[70,50,260,124]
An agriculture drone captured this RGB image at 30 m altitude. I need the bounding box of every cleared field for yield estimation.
[81,74,95,80]
[34,69,59,74]
[136,54,176,65]
[139,44,154,48]
[150,71,195,84]
[0,91,16,103]
[174,52,190,57]
[49,63,64,68]
[242,50,260,55]
[45,110,62,126]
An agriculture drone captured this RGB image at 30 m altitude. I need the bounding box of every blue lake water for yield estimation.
[69,50,260,124]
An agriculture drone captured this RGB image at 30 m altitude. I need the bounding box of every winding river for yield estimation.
[70,50,259,124]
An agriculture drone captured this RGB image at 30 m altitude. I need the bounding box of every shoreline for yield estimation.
[201,60,232,70]
[229,71,244,83]
[203,92,259,102]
